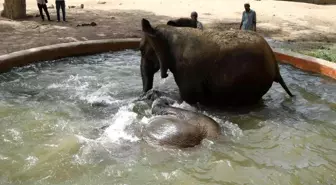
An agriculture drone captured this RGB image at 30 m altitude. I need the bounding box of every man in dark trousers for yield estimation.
[56,0,66,22]
[37,0,51,21]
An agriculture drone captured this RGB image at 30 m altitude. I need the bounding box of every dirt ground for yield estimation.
[0,0,335,56]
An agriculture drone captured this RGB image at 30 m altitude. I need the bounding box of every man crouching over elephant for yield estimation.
[139,18,293,108]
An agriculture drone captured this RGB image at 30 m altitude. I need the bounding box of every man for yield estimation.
[37,0,51,21]
[56,0,66,22]
[190,11,203,30]
[239,3,256,31]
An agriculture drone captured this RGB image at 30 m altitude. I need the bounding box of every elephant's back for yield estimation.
[202,30,266,49]
[198,31,276,83]
[143,116,205,148]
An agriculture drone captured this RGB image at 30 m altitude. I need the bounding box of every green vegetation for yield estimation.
[300,48,336,63]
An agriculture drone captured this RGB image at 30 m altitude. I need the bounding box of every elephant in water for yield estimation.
[142,97,221,148]
[139,18,294,108]
[97,90,221,149]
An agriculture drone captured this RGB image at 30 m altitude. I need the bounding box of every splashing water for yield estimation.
[0,50,336,185]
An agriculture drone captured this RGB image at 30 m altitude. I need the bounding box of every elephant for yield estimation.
[143,97,221,148]
[139,18,294,108]
[166,18,197,28]
[139,18,202,100]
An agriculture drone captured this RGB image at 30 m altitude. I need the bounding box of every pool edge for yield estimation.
[0,38,335,81]
[274,48,336,80]
[0,38,141,74]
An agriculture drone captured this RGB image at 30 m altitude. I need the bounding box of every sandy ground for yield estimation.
[0,0,335,55]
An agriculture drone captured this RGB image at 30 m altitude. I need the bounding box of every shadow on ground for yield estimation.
[0,8,173,55]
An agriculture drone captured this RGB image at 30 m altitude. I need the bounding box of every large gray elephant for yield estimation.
[140,18,293,107]
[143,97,221,148]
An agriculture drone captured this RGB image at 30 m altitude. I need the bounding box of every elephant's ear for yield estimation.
[142,18,156,37]
[167,20,178,26]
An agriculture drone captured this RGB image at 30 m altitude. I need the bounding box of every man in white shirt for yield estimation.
[37,0,51,21]
[190,11,203,30]
[239,3,257,31]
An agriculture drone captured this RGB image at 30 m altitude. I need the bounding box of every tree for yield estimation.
[1,0,26,19]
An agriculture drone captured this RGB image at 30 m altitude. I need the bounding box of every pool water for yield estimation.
[0,50,335,185]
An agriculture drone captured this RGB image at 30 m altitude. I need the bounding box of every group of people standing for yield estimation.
[36,0,66,22]
[191,3,257,32]
[37,1,255,31]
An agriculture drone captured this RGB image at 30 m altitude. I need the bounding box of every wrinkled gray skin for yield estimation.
[140,18,294,108]
[140,18,200,96]
[143,97,221,148]
[100,90,220,148]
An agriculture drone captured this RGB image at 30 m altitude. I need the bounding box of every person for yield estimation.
[190,11,203,30]
[56,0,66,22]
[37,0,51,21]
[239,3,256,31]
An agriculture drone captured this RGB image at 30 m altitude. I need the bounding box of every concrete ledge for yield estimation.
[0,38,141,74]
[274,48,336,80]
[0,38,335,81]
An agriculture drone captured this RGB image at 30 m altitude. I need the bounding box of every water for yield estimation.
[0,50,336,185]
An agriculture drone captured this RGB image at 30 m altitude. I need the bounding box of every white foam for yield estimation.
[0,154,9,160]
[140,116,150,125]
[82,88,121,105]
[25,156,39,169]
[47,74,123,105]
[97,105,140,144]
[7,128,23,143]
[171,101,197,111]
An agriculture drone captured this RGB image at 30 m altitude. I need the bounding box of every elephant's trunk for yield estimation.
[141,59,154,92]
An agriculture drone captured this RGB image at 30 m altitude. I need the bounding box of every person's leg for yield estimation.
[60,1,66,21]
[42,4,51,21]
[56,1,61,21]
[37,3,45,20]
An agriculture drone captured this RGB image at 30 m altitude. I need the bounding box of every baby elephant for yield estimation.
[143,98,221,148]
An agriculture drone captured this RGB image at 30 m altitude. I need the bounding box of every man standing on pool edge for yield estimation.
[240,3,256,32]
[56,0,66,22]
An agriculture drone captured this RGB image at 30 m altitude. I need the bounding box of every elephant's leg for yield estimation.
[177,80,205,105]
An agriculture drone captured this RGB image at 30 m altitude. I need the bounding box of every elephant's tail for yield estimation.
[274,73,294,97]
[270,45,294,97]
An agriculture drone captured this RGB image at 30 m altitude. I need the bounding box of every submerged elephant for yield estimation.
[139,18,294,107]
[143,97,221,148]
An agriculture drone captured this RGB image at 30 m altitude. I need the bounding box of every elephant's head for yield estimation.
[139,18,198,93]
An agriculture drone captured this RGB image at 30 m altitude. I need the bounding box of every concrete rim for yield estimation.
[274,48,336,80]
[0,38,335,81]
[0,38,141,74]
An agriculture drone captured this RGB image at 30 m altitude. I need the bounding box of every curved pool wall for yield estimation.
[0,38,141,74]
[274,48,336,80]
[0,38,335,80]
